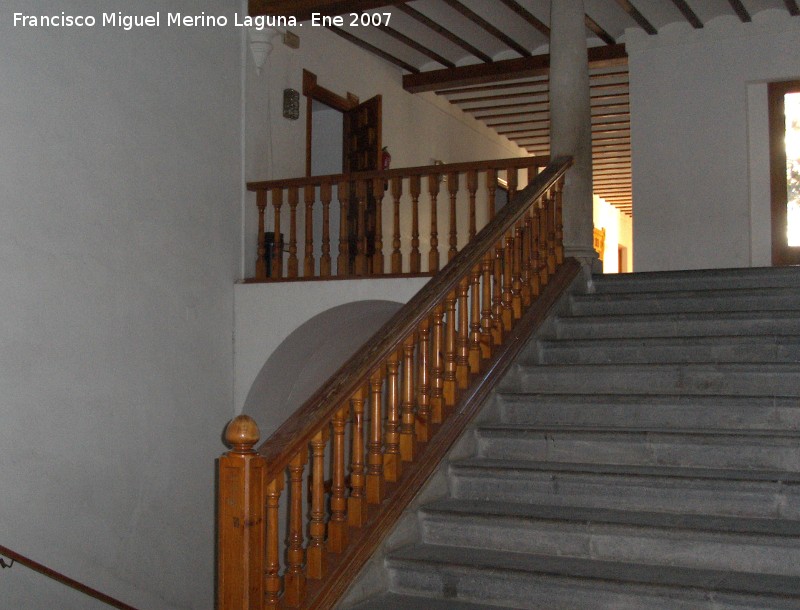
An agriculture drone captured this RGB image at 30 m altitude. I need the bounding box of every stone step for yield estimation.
[448,458,800,518]
[555,310,800,340]
[346,593,496,609]
[571,287,800,316]
[592,267,800,294]
[474,426,800,472]
[495,393,800,432]
[528,335,800,365]
[502,363,800,396]
[419,499,800,576]
[386,544,800,609]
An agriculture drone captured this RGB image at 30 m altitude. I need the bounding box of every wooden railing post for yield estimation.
[288,187,299,278]
[218,415,266,610]
[391,177,403,273]
[448,171,459,262]
[372,177,385,274]
[410,175,422,273]
[284,448,308,607]
[320,182,332,277]
[337,180,350,276]
[304,185,316,277]
[271,188,284,279]
[428,174,440,273]
[255,191,268,281]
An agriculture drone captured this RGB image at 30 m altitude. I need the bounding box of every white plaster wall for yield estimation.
[619,212,634,272]
[0,1,241,608]
[234,278,429,414]
[242,25,527,278]
[627,9,800,271]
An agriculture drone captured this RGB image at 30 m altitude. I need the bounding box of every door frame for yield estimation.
[302,70,359,177]
[767,79,800,266]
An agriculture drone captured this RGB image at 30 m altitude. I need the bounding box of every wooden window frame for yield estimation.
[767,79,800,266]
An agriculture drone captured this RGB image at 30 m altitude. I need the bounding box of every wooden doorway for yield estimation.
[768,80,800,266]
[303,70,382,275]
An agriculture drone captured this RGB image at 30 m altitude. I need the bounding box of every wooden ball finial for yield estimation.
[225,415,260,453]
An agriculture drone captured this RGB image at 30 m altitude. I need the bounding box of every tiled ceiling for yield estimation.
[253,0,800,216]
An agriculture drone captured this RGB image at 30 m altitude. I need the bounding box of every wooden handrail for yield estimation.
[219,156,574,610]
[246,155,549,191]
[246,155,550,280]
[0,544,138,610]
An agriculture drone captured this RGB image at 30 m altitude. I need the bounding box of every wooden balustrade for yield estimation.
[219,158,577,610]
[246,156,549,281]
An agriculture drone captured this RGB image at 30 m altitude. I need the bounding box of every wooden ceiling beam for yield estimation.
[404,44,627,93]
[328,25,419,73]
[441,0,531,57]
[585,14,616,45]
[728,0,752,22]
[437,72,627,96]
[670,0,703,28]
[250,0,406,19]
[397,3,493,63]
[378,25,455,68]
[785,0,800,16]
[498,0,550,38]
[613,0,657,34]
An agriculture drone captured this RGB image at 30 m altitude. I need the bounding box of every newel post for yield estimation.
[218,415,266,610]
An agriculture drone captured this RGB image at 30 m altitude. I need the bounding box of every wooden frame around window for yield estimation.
[767,80,800,266]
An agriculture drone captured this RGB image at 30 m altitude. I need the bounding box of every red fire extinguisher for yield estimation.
[381,146,391,171]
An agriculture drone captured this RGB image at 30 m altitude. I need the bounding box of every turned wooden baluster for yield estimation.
[492,241,505,345]
[391,177,403,273]
[507,167,518,200]
[288,186,299,278]
[410,175,421,273]
[337,180,350,276]
[480,253,494,358]
[539,194,550,287]
[528,164,539,183]
[284,448,308,607]
[530,204,542,298]
[384,350,402,481]
[502,231,514,330]
[511,221,523,320]
[469,264,482,373]
[448,171,459,262]
[521,207,533,307]
[555,177,565,265]
[265,476,283,608]
[271,187,284,279]
[430,305,445,424]
[320,182,332,277]
[428,174,440,272]
[355,179,367,276]
[455,278,471,390]
[256,190,268,281]
[328,405,349,553]
[416,319,431,442]
[366,368,385,504]
[547,186,557,274]
[467,170,478,242]
[399,334,417,462]
[304,185,316,277]
[307,429,329,580]
[372,176,385,275]
[443,291,458,409]
[348,388,368,527]
[486,168,497,220]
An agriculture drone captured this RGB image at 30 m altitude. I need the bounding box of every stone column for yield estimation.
[549,0,596,266]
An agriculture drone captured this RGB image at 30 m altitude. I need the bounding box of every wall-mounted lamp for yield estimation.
[283,89,300,120]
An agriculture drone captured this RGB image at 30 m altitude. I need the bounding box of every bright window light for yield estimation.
[785,93,800,246]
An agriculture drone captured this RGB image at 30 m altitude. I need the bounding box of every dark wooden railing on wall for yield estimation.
[246,155,549,281]
[219,158,577,610]
[0,544,138,610]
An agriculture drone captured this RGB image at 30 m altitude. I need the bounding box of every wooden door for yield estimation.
[343,95,382,274]
[768,81,800,266]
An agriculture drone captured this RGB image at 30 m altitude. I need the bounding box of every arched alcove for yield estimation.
[243,299,403,437]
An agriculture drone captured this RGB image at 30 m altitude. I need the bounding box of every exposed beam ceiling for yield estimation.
[250,0,407,20]
[403,44,627,93]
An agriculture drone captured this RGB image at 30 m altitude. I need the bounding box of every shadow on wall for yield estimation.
[242,300,404,438]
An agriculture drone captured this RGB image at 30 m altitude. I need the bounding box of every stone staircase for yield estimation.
[346,267,800,609]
